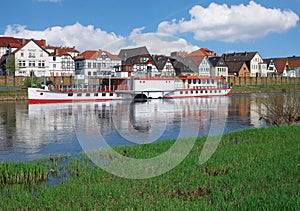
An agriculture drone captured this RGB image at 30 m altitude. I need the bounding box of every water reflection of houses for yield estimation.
[15,97,231,156]
[229,94,267,127]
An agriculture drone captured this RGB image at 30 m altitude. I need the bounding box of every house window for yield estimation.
[28,49,35,58]
[40,50,43,57]
[53,56,56,61]
[38,60,45,68]
[28,60,35,67]
[53,64,56,69]
[18,60,26,67]
[87,62,91,68]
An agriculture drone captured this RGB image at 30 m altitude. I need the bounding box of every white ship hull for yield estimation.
[28,76,232,104]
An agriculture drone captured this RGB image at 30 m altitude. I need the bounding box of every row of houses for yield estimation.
[0,36,299,82]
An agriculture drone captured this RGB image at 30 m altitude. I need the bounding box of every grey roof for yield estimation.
[209,57,227,67]
[152,55,169,70]
[118,46,150,61]
[222,52,257,62]
[171,55,198,74]
[226,61,246,74]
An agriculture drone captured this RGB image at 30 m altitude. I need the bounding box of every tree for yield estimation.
[258,90,300,126]
[3,54,16,86]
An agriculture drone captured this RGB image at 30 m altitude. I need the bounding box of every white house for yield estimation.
[223,52,267,77]
[208,57,228,77]
[198,56,211,77]
[75,50,122,77]
[13,39,50,77]
[46,46,79,77]
[153,55,176,77]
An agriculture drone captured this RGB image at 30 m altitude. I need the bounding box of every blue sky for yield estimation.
[0,0,299,58]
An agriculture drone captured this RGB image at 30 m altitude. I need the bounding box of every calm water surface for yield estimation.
[0,94,266,161]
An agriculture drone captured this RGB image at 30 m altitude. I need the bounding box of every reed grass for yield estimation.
[0,125,299,210]
[0,161,48,185]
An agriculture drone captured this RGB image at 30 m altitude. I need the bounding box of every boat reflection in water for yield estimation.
[1,96,231,161]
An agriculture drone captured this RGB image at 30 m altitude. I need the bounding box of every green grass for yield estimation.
[231,83,300,94]
[0,125,299,210]
[0,89,27,99]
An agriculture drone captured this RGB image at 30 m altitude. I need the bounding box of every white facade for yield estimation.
[14,40,50,77]
[210,66,228,77]
[198,57,210,77]
[75,51,121,77]
[48,54,75,77]
[160,58,176,77]
[250,53,267,77]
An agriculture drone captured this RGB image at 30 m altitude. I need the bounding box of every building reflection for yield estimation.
[0,94,270,161]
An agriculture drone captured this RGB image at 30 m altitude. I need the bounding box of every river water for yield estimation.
[0,94,267,161]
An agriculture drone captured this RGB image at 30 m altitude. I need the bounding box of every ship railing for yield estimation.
[53,84,128,92]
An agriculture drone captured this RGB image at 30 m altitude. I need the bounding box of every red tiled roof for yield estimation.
[75,50,121,61]
[188,48,217,57]
[288,59,300,68]
[189,55,205,66]
[274,60,287,74]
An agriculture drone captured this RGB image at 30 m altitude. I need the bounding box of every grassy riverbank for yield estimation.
[0,125,299,210]
[230,83,300,94]
[0,88,27,100]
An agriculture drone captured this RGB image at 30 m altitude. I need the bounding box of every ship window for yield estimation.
[68,93,73,96]
[185,91,188,94]
[40,93,43,95]
[196,91,198,94]
[205,90,208,93]
[94,93,98,96]
[109,93,113,96]
[77,93,82,97]
[188,79,191,84]
[86,93,90,97]
[191,91,193,94]
[198,80,201,84]
[193,79,196,84]
[180,91,183,94]
[102,93,106,97]
[201,90,203,93]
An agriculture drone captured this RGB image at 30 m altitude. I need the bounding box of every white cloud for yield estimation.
[4,23,198,55]
[157,1,299,42]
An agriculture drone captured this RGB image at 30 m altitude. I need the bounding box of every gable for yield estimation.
[12,39,49,55]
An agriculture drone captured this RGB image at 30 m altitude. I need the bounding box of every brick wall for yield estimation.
[227,76,300,86]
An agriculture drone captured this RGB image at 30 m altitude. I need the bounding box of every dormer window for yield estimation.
[101,52,108,60]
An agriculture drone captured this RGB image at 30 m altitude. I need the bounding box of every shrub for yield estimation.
[258,90,300,126]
